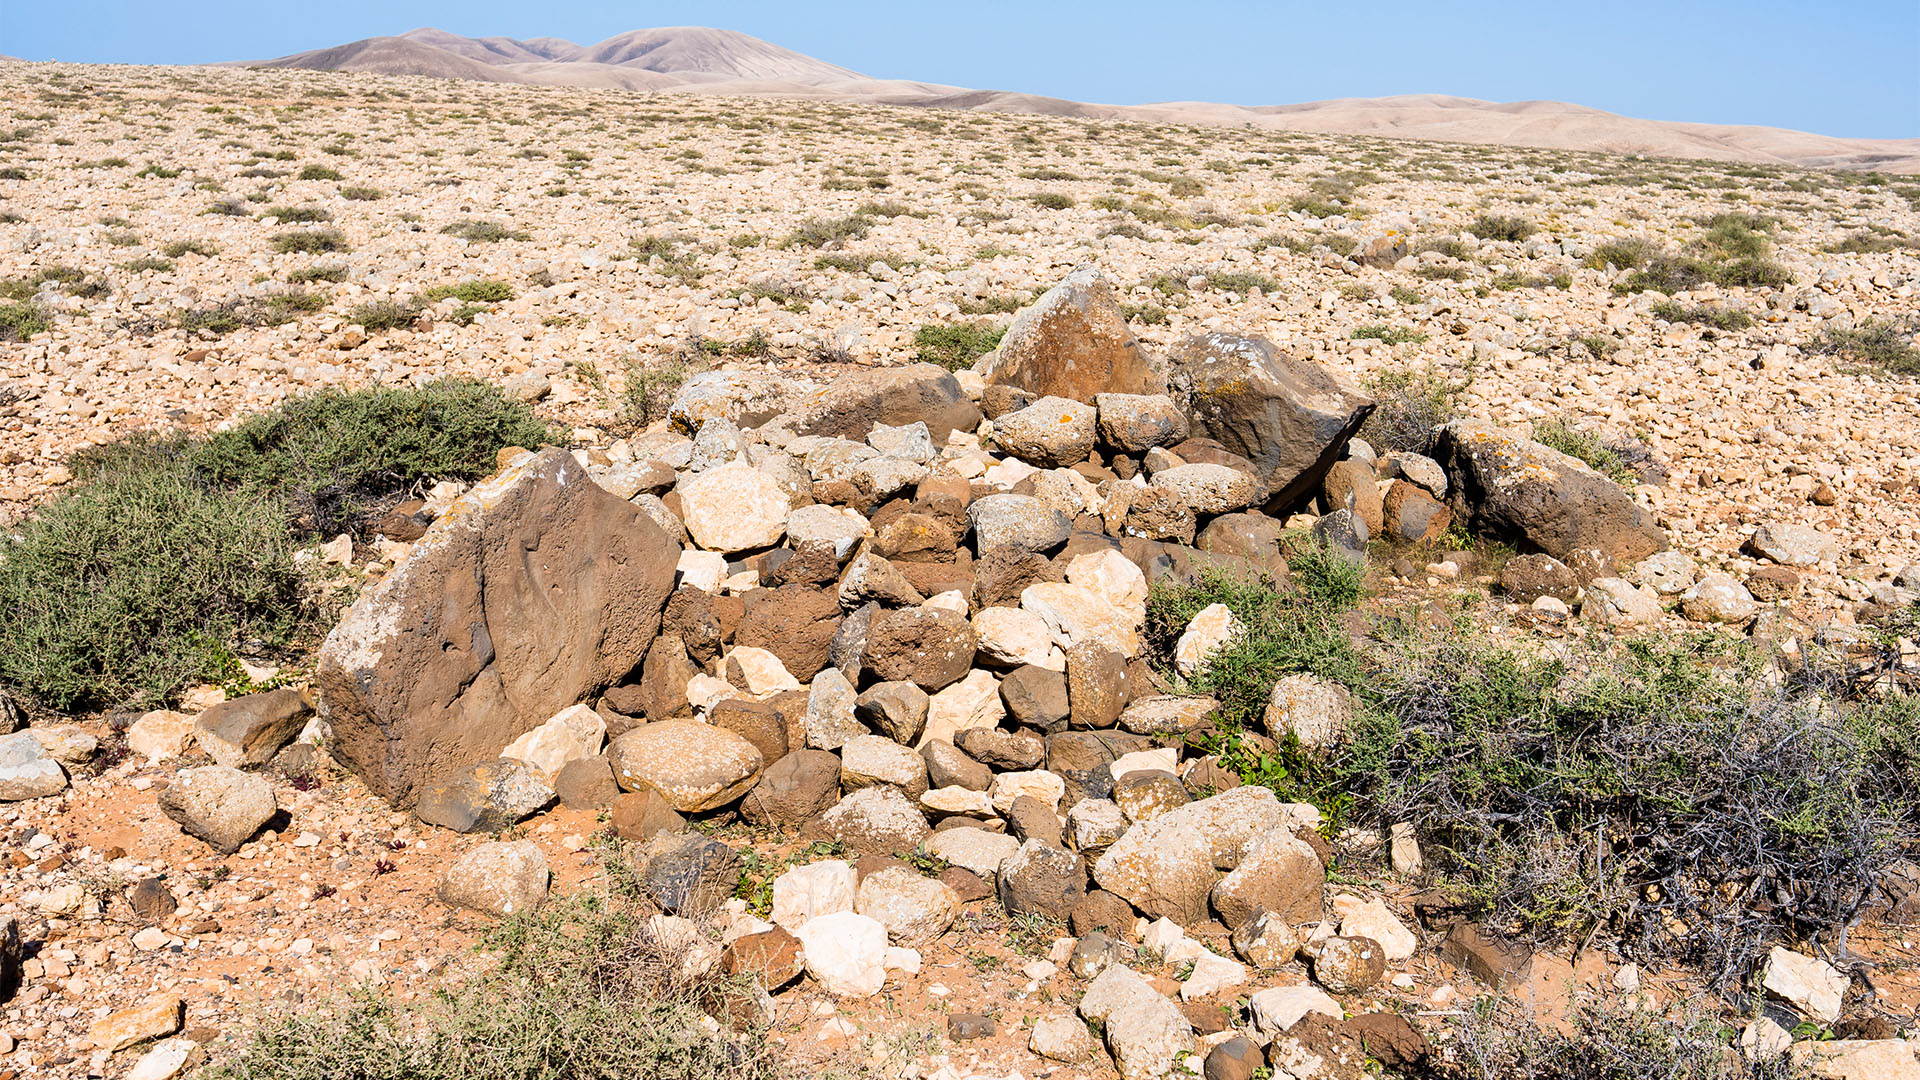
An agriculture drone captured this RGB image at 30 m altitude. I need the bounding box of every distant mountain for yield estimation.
[229,27,1919,173]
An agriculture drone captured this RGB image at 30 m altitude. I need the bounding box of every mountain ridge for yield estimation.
[220,26,1919,172]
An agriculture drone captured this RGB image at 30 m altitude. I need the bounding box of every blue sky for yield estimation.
[2,1,1915,138]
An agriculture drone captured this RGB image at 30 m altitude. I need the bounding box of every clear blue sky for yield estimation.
[2,1,1915,138]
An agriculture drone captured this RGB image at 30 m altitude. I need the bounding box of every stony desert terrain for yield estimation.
[1,59,1919,1080]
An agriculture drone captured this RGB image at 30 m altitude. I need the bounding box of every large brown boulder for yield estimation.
[316,449,679,807]
[1432,422,1667,564]
[769,363,980,446]
[735,585,843,681]
[1166,333,1374,511]
[977,266,1164,402]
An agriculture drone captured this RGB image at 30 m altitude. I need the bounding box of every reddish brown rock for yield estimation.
[316,449,678,807]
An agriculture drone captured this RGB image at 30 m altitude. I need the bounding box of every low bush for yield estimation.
[271,228,348,254]
[440,220,529,243]
[0,300,48,341]
[1584,236,1655,271]
[1814,319,1919,375]
[0,448,298,710]
[262,204,331,223]
[1350,324,1428,345]
[174,290,327,335]
[1360,366,1466,455]
[1531,417,1636,485]
[206,884,785,1080]
[912,322,1005,371]
[296,164,342,181]
[421,279,513,304]
[1145,566,1920,989]
[779,214,870,249]
[187,380,551,536]
[1650,299,1752,331]
[1029,192,1076,210]
[338,185,382,201]
[1439,992,1808,1079]
[346,299,420,332]
[1469,213,1533,242]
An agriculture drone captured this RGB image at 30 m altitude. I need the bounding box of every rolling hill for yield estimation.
[230,26,1919,172]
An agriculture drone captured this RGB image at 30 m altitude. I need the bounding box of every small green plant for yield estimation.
[440,220,529,243]
[913,322,1005,371]
[1469,214,1533,242]
[421,279,514,305]
[0,301,49,341]
[1389,284,1423,305]
[618,358,687,430]
[1814,319,1919,375]
[271,228,348,254]
[1029,192,1076,210]
[779,214,870,249]
[1359,365,1467,454]
[1206,271,1279,294]
[205,885,787,1080]
[338,185,383,201]
[263,204,331,223]
[1650,299,1752,331]
[347,298,422,331]
[1350,324,1427,345]
[164,239,219,258]
[1584,237,1655,271]
[122,256,173,274]
[296,164,342,181]
[1532,418,1636,485]
[287,264,346,284]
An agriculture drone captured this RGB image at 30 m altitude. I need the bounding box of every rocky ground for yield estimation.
[1,61,1919,1080]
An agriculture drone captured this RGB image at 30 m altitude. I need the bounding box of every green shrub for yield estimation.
[779,214,870,249]
[0,300,50,341]
[421,279,513,304]
[1148,569,1920,987]
[344,298,420,332]
[1359,366,1466,454]
[440,219,529,243]
[1826,229,1908,254]
[1469,213,1533,242]
[613,358,687,431]
[1204,271,1278,294]
[0,448,298,710]
[1350,324,1427,344]
[338,185,382,201]
[296,164,342,181]
[1029,192,1076,210]
[165,239,219,258]
[271,228,348,254]
[206,883,785,1080]
[1649,299,1752,331]
[1814,319,1919,375]
[287,264,346,284]
[913,322,1006,371]
[263,204,331,223]
[122,256,173,274]
[1584,236,1655,271]
[174,290,326,335]
[1532,418,1636,485]
[184,380,550,537]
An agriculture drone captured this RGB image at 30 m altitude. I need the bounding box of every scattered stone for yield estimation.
[1031,1014,1102,1063]
[741,749,841,825]
[819,785,932,853]
[993,396,1098,468]
[1747,523,1838,567]
[646,833,745,916]
[1262,675,1352,750]
[608,719,765,812]
[0,730,67,802]
[1761,945,1848,1024]
[194,688,313,769]
[88,995,183,1053]
[856,866,961,945]
[999,838,1087,918]
[437,840,550,917]
[795,910,891,997]
[723,926,806,990]
[980,266,1163,402]
[415,758,555,833]
[157,766,277,853]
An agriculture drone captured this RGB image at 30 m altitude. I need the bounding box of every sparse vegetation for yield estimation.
[1350,324,1428,345]
[1814,319,1919,375]
[1360,365,1467,454]
[207,883,786,1080]
[913,322,1006,371]
[1650,299,1752,330]
[1532,417,1637,484]
[1468,213,1533,242]
[440,219,529,243]
[271,228,349,254]
[779,214,870,249]
[296,164,342,181]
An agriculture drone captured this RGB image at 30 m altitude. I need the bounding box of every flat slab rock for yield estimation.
[315,448,679,807]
